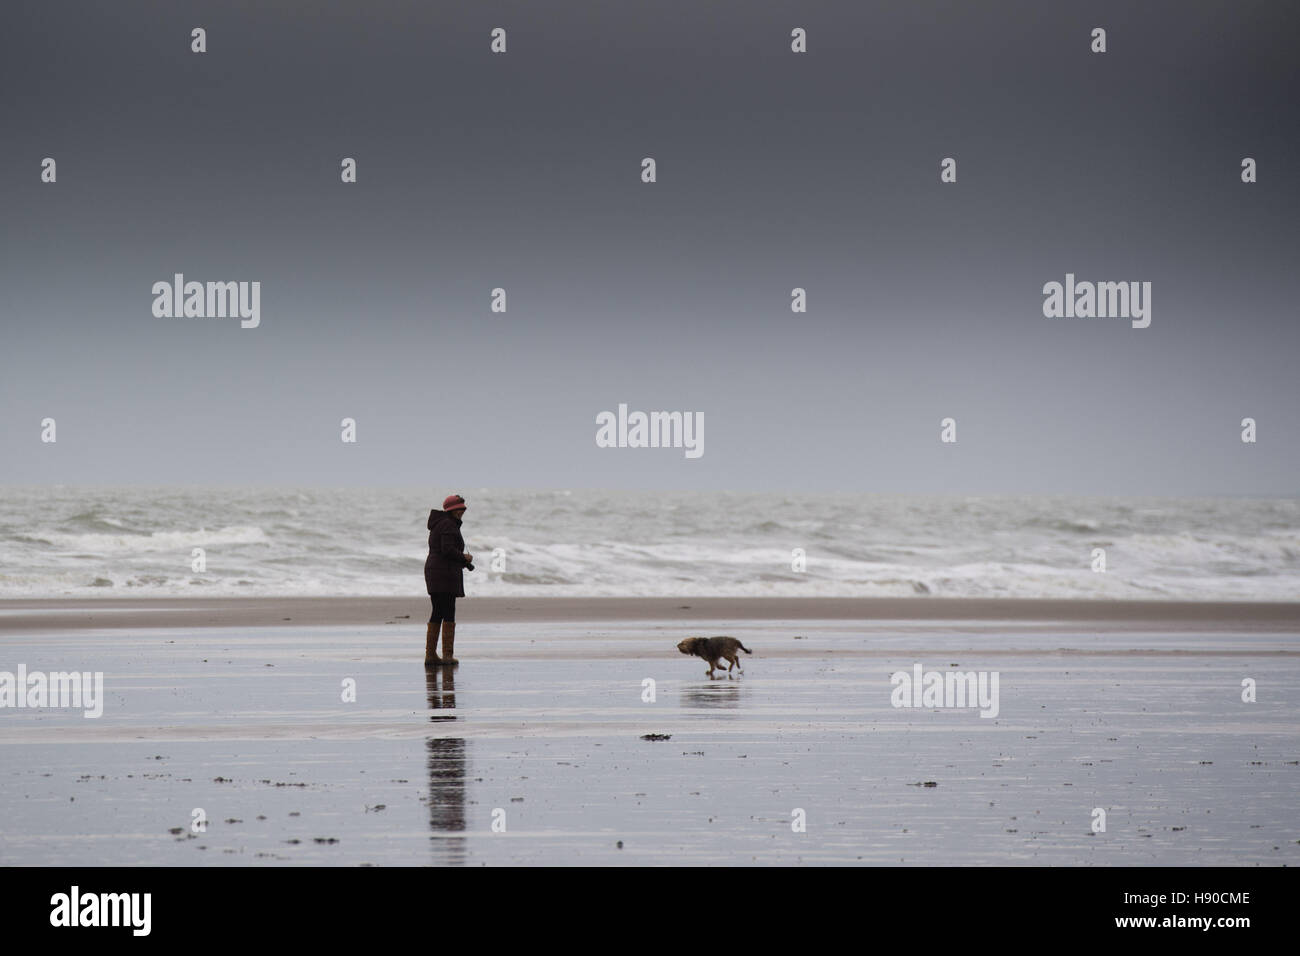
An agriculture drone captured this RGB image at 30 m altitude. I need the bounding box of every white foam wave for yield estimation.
[1,488,1297,600]
[37,525,269,554]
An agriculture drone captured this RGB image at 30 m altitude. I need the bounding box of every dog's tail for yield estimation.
[739,643,752,654]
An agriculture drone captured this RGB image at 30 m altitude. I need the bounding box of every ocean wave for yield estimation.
[36,525,270,554]
[0,487,1297,600]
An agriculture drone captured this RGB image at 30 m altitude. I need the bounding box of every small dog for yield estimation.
[676,636,752,678]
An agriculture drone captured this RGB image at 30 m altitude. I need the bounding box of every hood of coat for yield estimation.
[428,509,462,530]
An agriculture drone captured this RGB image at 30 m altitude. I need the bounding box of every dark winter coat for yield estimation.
[424,510,468,596]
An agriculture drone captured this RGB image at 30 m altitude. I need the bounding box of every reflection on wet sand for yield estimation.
[682,680,743,710]
[425,669,467,865]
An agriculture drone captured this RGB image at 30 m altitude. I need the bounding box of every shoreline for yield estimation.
[1,596,1298,632]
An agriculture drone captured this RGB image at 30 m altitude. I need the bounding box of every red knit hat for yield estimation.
[442,494,467,513]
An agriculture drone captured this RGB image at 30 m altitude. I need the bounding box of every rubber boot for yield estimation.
[440,620,459,665]
[424,621,442,667]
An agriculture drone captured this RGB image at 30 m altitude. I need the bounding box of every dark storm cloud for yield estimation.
[1,1,1296,493]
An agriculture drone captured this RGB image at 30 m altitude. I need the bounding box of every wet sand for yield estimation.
[1,600,1298,865]
[3,596,1300,632]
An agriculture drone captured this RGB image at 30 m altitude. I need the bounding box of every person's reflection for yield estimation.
[425,668,467,864]
[427,666,458,722]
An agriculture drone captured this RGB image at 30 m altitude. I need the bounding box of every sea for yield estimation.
[0,486,1297,600]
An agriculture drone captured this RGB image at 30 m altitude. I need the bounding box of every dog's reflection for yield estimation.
[425,669,467,864]
[682,680,743,709]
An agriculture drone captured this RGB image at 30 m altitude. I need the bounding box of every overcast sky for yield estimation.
[1,0,1296,494]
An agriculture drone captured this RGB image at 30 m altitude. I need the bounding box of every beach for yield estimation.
[2,598,1297,866]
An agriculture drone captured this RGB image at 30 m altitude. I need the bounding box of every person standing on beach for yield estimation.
[424,494,473,667]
